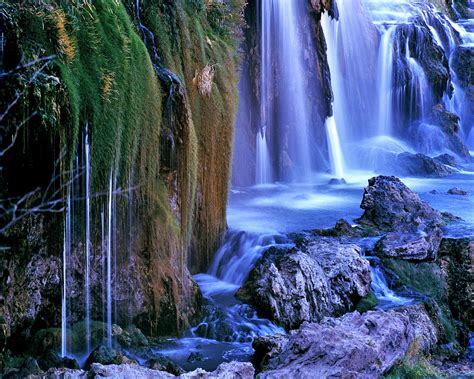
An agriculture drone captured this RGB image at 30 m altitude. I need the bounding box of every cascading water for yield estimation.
[84,126,91,355]
[106,171,113,348]
[256,127,272,184]
[61,193,71,358]
[321,13,347,178]
[257,0,313,182]
[376,26,396,137]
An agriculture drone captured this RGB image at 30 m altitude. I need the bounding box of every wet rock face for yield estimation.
[429,105,471,159]
[237,238,371,330]
[357,176,443,233]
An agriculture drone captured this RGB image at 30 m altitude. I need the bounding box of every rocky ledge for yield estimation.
[253,305,437,378]
[17,361,254,379]
[236,238,371,330]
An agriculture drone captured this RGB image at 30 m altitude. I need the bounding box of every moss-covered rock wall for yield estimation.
[0,0,244,352]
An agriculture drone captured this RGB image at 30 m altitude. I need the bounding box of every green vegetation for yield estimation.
[355,290,379,313]
[381,258,458,343]
[384,340,441,379]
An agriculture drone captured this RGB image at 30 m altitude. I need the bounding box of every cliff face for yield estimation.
[0,0,244,352]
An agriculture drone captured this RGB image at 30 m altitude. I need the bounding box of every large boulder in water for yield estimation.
[237,238,371,330]
[255,305,437,378]
[357,176,443,233]
[358,176,444,260]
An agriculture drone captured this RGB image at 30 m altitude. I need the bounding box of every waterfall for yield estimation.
[321,13,346,178]
[106,171,113,348]
[258,0,313,182]
[61,193,71,357]
[84,126,91,355]
[376,26,396,137]
[325,117,345,178]
[256,127,272,184]
[370,265,413,309]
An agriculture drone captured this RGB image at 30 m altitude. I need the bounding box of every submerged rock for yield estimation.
[237,238,371,330]
[357,176,443,232]
[394,152,455,177]
[447,187,469,195]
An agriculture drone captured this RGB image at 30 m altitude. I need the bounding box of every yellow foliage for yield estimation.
[101,71,115,100]
[55,10,76,62]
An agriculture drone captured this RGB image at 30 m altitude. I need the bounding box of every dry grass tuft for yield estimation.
[55,10,76,62]
[192,64,216,96]
[101,71,115,100]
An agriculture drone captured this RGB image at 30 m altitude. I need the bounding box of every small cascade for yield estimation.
[255,127,272,184]
[320,13,346,178]
[84,126,91,355]
[106,171,113,348]
[61,193,71,358]
[325,117,345,178]
[370,264,413,309]
[404,39,431,121]
[192,231,289,342]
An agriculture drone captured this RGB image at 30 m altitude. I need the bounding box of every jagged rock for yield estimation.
[34,361,254,379]
[313,218,359,237]
[438,238,474,330]
[237,238,371,330]
[394,152,455,177]
[85,346,137,369]
[429,105,471,159]
[252,334,289,372]
[257,310,414,378]
[375,229,443,261]
[357,176,443,233]
[447,187,469,195]
[394,304,438,352]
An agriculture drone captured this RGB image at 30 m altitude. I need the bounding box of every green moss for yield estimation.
[381,258,458,343]
[384,339,441,379]
[355,290,379,313]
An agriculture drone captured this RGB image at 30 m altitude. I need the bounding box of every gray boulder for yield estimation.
[29,361,254,379]
[237,238,371,330]
[256,306,437,378]
[375,228,443,261]
[357,176,443,233]
[447,187,469,195]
